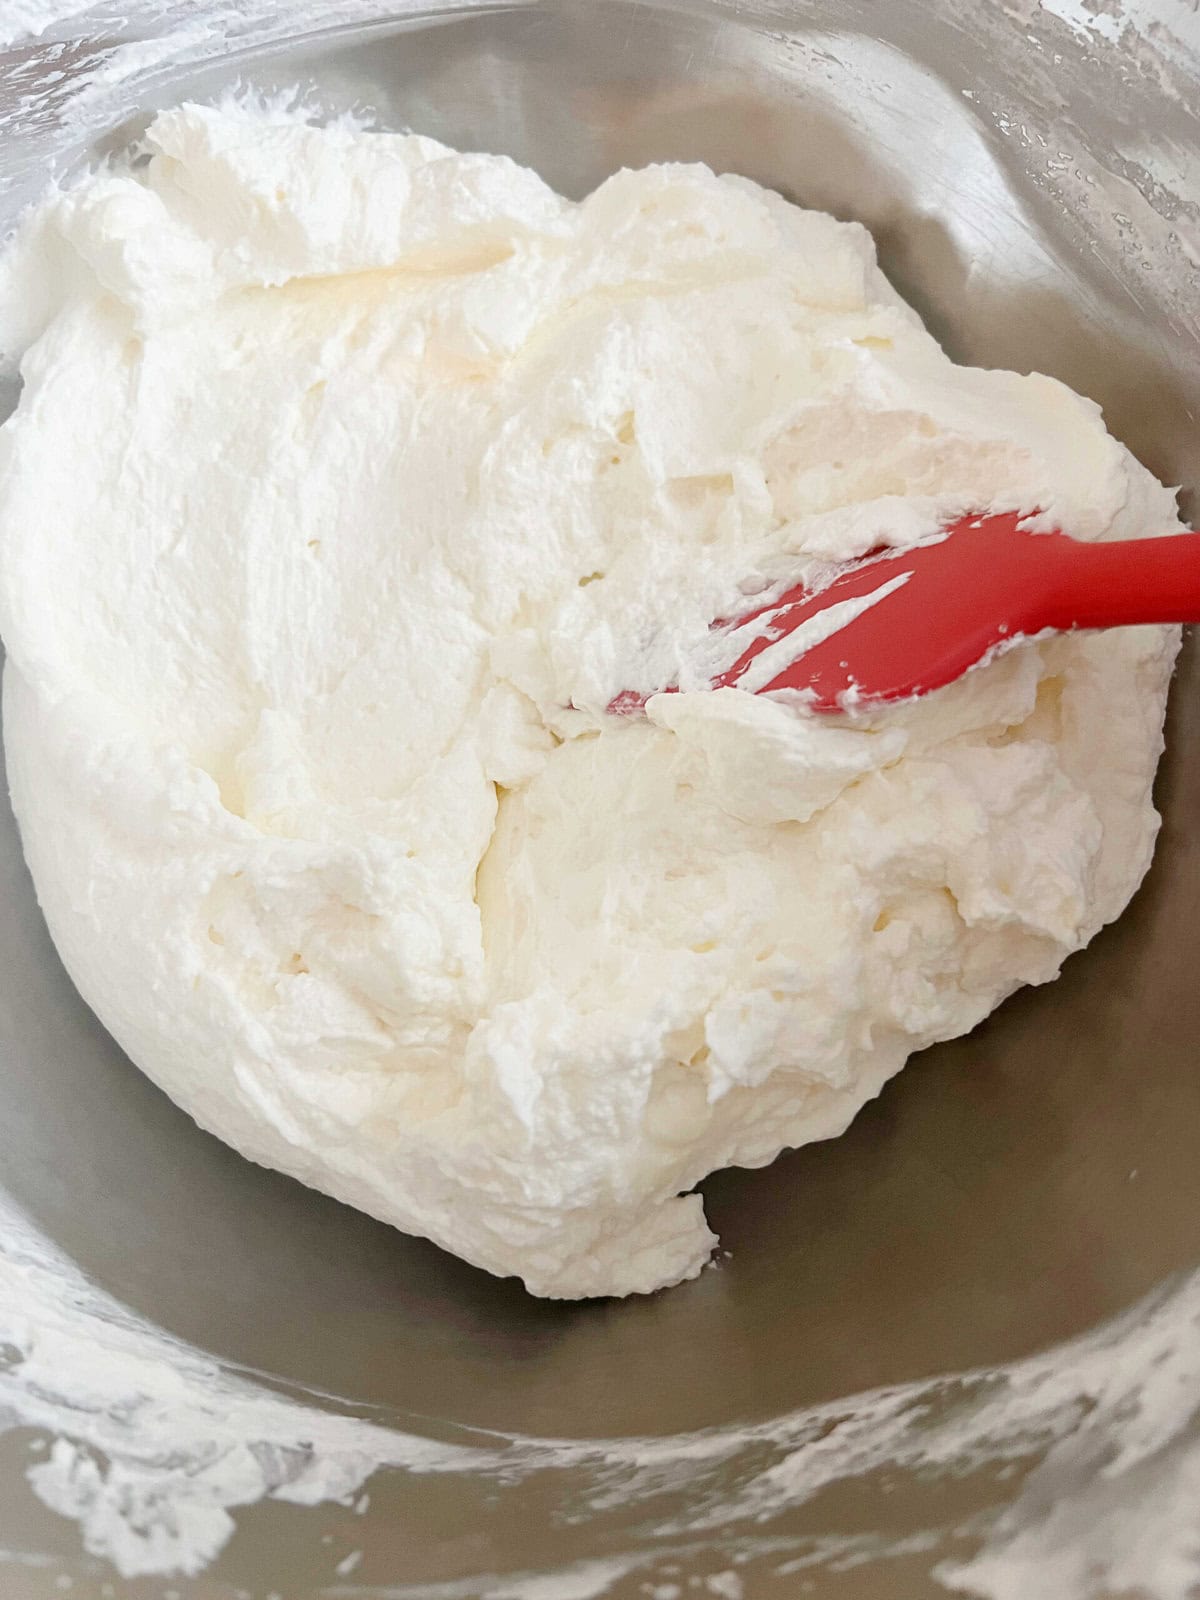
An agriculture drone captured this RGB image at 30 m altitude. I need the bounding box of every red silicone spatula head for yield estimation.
[609,512,1200,716]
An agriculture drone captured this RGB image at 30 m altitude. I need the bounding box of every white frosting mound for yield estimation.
[0,105,1180,1297]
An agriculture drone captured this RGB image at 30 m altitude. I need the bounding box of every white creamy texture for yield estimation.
[0,103,1182,1298]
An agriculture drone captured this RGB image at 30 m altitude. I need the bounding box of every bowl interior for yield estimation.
[2,3,1199,1595]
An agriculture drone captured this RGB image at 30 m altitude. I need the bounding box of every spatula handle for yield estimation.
[1035,531,1200,632]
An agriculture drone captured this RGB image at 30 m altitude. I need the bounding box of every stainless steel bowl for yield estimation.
[2,3,1200,1596]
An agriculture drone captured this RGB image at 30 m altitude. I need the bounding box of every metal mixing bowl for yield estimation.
[2,3,1200,1596]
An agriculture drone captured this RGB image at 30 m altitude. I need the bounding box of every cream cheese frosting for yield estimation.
[0,103,1181,1297]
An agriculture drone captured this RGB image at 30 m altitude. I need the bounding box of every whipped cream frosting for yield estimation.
[0,103,1181,1297]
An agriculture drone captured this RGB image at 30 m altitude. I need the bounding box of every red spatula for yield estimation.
[609,512,1200,717]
